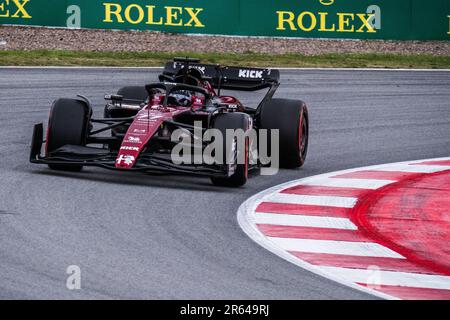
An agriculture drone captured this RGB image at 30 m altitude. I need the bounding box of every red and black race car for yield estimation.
[30,58,309,187]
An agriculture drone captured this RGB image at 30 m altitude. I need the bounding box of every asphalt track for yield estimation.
[0,67,449,299]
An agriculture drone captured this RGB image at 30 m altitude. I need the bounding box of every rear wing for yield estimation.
[162,60,280,91]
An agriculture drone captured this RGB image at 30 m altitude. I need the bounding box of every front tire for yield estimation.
[210,113,251,187]
[259,98,309,168]
[46,98,91,171]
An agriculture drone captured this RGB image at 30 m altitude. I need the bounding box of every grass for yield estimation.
[0,49,449,69]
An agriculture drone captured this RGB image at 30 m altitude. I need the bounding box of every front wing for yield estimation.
[30,123,229,178]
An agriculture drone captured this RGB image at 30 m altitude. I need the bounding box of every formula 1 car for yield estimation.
[30,58,308,187]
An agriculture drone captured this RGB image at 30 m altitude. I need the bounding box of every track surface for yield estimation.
[0,68,449,299]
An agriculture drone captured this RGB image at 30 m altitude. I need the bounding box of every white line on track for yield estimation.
[300,177,395,189]
[268,237,404,258]
[265,193,357,208]
[318,266,450,290]
[371,164,450,173]
[255,213,357,230]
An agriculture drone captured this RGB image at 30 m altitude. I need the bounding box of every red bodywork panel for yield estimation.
[115,91,242,169]
[115,103,188,169]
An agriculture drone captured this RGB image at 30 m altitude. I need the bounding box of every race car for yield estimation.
[30,58,309,187]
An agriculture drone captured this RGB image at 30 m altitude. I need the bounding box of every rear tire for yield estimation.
[259,98,309,168]
[210,113,250,187]
[46,98,91,171]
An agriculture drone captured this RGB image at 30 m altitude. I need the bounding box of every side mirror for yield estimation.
[104,94,123,102]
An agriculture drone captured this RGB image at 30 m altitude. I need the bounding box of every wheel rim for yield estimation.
[245,138,249,179]
[299,114,308,158]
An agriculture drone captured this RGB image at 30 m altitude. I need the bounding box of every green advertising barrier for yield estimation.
[0,0,449,40]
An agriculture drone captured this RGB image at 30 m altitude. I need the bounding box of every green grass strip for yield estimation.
[0,50,449,69]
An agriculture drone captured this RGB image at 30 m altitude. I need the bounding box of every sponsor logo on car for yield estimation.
[128,136,141,143]
[138,114,163,121]
[173,64,206,74]
[133,129,147,134]
[238,69,263,79]
[120,146,139,151]
[116,154,135,165]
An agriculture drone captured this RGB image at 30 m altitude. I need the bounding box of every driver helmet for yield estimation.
[168,90,193,107]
